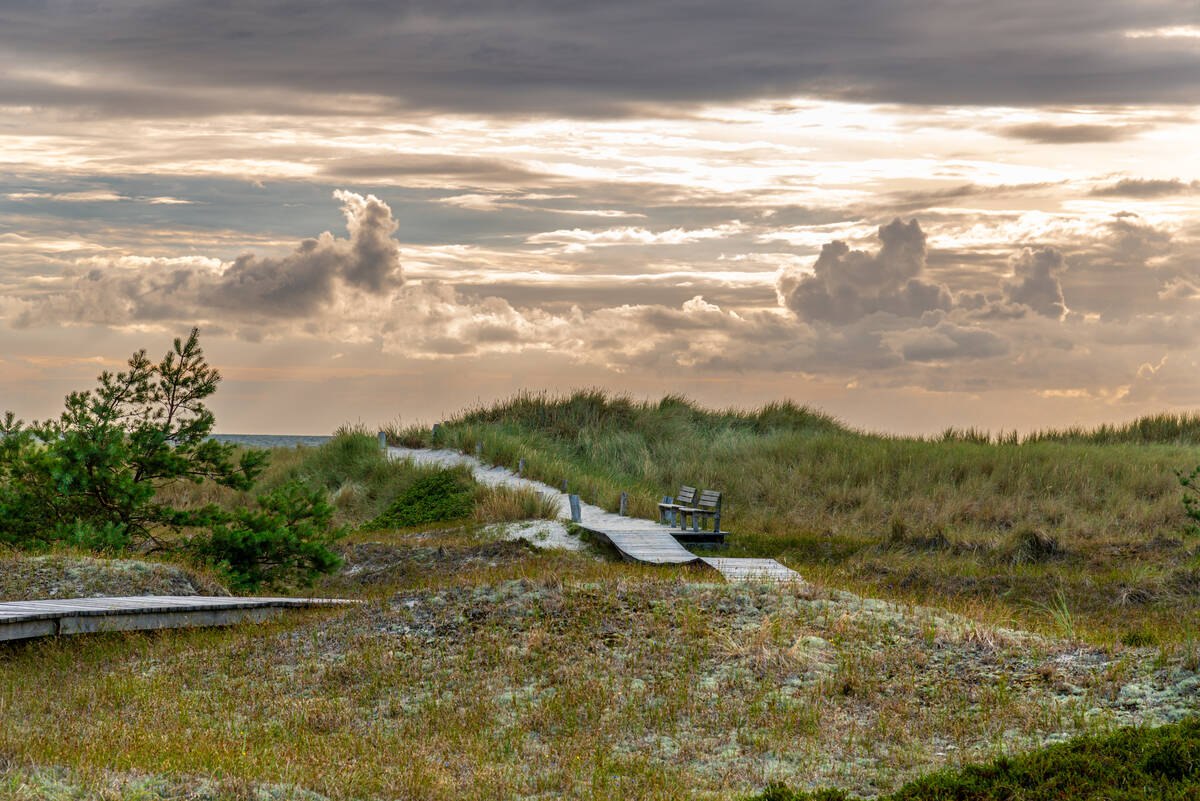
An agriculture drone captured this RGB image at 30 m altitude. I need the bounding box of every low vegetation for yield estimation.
[756,717,1200,800]
[388,390,1200,644]
[0,551,229,602]
[2,569,1196,800]
[5,375,1200,799]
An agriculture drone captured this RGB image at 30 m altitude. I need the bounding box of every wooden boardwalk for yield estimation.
[389,446,803,584]
[0,595,356,644]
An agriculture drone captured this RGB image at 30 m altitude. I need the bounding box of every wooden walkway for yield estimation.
[0,595,356,644]
[389,446,803,583]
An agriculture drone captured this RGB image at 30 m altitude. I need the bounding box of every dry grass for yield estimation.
[4,554,1192,801]
[473,485,561,524]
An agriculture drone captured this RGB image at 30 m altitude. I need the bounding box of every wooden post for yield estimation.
[431,423,440,442]
[378,431,387,450]
[568,494,582,523]
[518,457,526,476]
[619,492,628,516]
[475,441,482,457]
[561,479,568,493]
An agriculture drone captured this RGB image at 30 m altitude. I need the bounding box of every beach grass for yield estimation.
[386,390,1200,645]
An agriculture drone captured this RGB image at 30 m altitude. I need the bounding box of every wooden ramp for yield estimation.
[389,446,803,584]
[0,595,357,644]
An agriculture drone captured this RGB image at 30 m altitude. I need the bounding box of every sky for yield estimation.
[3,1,1200,435]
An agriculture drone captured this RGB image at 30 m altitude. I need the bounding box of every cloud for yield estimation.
[318,154,551,185]
[16,190,402,325]
[5,1,1200,119]
[889,321,1009,363]
[1089,178,1199,197]
[776,218,952,323]
[1004,247,1066,318]
[996,123,1146,144]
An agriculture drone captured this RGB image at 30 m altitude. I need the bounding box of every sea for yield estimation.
[209,434,333,449]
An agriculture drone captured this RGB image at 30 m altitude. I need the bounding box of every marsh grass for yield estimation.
[386,390,1200,644]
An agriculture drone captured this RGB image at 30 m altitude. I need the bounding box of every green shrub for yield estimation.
[185,482,344,591]
[0,329,344,591]
[367,467,476,529]
[753,718,1200,801]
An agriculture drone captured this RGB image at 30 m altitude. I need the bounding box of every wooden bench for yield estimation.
[658,486,697,525]
[680,489,723,534]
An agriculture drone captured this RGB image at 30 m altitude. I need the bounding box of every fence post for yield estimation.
[561,479,568,493]
[518,457,526,476]
[378,431,387,450]
[568,494,582,523]
[431,423,440,443]
[475,441,482,457]
[619,492,628,516]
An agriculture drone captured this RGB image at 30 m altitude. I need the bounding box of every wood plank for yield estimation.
[0,596,359,644]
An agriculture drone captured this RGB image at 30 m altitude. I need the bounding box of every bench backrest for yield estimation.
[676,486,698,505]
[698,490,722,511]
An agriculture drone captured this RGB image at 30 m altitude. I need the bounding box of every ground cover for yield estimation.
[2,553,1196,800]
[755,716,1200,800]
[388,391,1200,645]
[0,552,228,602]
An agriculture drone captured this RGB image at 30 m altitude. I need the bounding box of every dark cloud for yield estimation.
[868,182,1061,215]
[16,190,402,325]
[892,322,1009,363]
[1089,178,1199,197]
[319,155,552,184]
[1057,217,1174,320]
[1004,247,1066,318]
[777,218,952,323]
[996,123,1146,144]
[4,1,1200,117]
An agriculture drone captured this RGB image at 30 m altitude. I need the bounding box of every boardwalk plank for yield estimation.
[0,596,358,643]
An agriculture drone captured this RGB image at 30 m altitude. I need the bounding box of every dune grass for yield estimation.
[158,427,557,538]
[386,390,1200,644]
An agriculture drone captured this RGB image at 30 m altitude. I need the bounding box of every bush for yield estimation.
[186,482,344,591]
[0,329,344,591]
[367,467,476,529]
[753,717,1200,801]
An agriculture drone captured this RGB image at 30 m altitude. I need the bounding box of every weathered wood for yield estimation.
[619,492,628,516]
[0,596,358,644]
[681,490,722,533]
[568,494,582,523]
[658,486,698,524]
